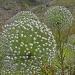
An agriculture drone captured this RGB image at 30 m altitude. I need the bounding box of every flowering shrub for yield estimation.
[45,6,73,75]
[1,11,56,75]
[45,6,73,31]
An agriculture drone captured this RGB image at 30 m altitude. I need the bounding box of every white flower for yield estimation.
[45,6,73,31]
[1,11,56,75]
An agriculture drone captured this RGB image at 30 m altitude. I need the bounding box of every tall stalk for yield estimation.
[56,23,64,75]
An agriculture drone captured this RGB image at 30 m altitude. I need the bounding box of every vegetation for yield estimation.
[45,6,74,75]
[0,0,75,75]
[0,11,56,75]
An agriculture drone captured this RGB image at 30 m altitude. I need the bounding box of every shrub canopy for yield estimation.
[1,11,56,75]
[45,6,73,31]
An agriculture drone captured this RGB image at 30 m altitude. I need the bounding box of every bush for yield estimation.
[45,6,73,31]
[1,11,56,75]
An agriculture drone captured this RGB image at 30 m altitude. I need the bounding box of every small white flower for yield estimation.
[21,34,23,37]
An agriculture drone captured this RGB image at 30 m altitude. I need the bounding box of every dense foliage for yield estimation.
[45,6,73,31]
[0,11,56,75]
[0,0,75,74]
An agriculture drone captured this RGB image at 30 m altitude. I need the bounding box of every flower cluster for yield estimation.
[1,11,56,75]
[45,6,73,31]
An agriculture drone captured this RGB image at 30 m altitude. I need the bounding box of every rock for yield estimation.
[0,0,21,31]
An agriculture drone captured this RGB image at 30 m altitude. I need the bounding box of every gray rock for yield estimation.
[0,0,21,25]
